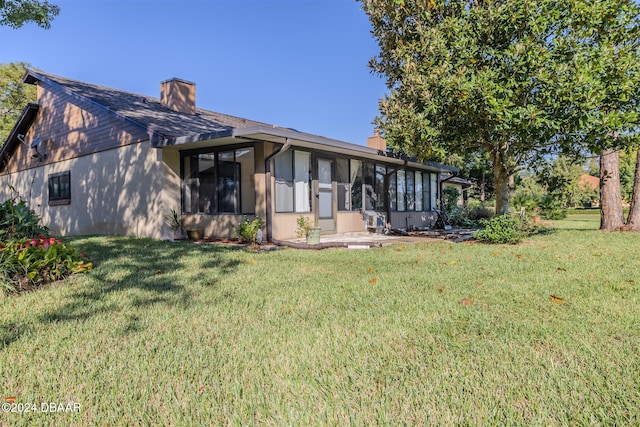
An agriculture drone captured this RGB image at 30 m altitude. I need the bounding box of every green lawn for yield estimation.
[1,219,639,426]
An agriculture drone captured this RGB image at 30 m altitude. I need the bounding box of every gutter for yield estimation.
[264,138,292,242]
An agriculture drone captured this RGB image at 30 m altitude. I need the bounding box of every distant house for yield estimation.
[578,174,600,207]
[579,174,599,191]
[441,174,473,207]
[0,70,457,240]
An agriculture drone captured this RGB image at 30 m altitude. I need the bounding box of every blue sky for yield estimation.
[0,0,387,145]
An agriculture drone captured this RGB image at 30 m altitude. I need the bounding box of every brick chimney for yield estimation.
[160,78,196,115]
[367,129,387,151]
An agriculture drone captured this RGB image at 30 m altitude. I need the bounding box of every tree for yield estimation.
[556,1,640,230]
[538,155,595,208]
[625,148,640,230]
[0,0,59,29]
[361,0,581,215]
[0,62,36,143]
[360,0,640,219]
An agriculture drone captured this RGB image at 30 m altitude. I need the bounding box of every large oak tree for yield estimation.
[360,0,640,220]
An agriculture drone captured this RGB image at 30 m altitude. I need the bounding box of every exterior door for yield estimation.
[317,158,335,232]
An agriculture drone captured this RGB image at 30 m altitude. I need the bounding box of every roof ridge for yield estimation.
[29,69,273,127]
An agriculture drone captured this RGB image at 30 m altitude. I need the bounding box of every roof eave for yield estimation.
[0,103,40,172]
[233,125,459,172]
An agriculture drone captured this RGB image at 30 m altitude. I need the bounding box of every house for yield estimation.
[441,174,473,208]
[578,173,600,207]
[0,70,457,241]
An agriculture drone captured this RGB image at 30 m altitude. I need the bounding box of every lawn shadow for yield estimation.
[0,321,25,350]
[37,237,243,328]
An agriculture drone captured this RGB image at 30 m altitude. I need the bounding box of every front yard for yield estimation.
[1,220,639,425]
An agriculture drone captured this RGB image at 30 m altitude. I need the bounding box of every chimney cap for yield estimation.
[161,77,195,85]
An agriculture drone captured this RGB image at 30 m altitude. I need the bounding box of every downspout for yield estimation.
[264,138,292,242]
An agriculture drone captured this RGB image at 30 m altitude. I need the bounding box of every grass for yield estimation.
[1,218,639,426]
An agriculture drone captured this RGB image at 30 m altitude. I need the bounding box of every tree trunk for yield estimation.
[492,157,510,215]
[624,148,640,231]
[600,149,624,230]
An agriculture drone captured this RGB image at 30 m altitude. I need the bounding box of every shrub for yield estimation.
[0,198,49,240]
[235,217,264,244]
[447,206,494,228]
[0,236,93,293]
[539,194,567,220]
[473,214,526,244]
[467,206,494,222]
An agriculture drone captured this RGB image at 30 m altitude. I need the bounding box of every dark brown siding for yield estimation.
[4,80,149,173]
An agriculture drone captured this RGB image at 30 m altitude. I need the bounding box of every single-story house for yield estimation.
[0,70,457,241]
[441,174,473,208]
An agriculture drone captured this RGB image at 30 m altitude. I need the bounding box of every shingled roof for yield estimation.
[23,69,272,145]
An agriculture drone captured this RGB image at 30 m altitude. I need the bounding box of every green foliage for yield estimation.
[296,216,314,238]
[0,197,90,293]
[619,148,638,203]
[235,216,264,244]
[360,0,640,215]
[0,0,60,29]
[163,207,183,232]
[447,205,493,228]
[441,186,461,214]
[0,236,92,293]
[0,62,36,143]
[473,214,526,244]
[539,194,567,220]
[0,197,48,240]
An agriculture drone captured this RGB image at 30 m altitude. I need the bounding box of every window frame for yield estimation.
[274,149,312,214]
[48,171,71,206]
[180,144,255,215]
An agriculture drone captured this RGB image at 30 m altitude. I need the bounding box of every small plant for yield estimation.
[0,236,93,293]
[164,207,184,238]
[235,217,264,244]
[296,216,313,238]
[0,198,49,240]
[473,214,526,244]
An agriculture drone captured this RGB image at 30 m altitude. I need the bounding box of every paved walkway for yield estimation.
[284,231,441,247]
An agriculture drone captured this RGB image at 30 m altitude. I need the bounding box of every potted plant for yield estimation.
[164,207,184,240]
[296,216,321,245]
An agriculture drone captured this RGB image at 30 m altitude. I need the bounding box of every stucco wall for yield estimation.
[0,141,175,239]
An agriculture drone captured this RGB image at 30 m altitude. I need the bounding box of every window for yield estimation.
[364,163,376,210]
[337,158,363,211]
[274,150,294,212]
[275,150,311,213]
[423,173,432,211]
[430,173,438,210]
[350,160,363,211]
[337,158,349,211]
[375,165,386,211]
[294,151,311,212]
[182,147,255,214]
[396,169,406,211]
[406,171,415,211]
[48,171,71,205]
[415,171,423,211]
[388,169,397,211]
